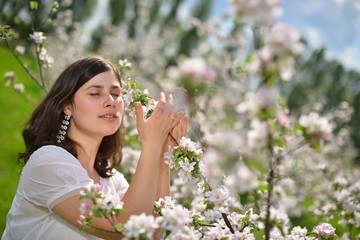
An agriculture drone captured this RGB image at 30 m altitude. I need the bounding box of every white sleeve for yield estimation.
[112,170,129,198]
[20,146,93,210]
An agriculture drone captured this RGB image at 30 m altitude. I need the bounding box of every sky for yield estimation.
[278,0,360,71]
[84,0,360,71]
[210,0,360,71]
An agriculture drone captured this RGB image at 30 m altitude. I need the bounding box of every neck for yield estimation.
[76,142,102,184]
[68,131,102,174]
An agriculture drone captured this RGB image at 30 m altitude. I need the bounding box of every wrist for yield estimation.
[141,141,163,154]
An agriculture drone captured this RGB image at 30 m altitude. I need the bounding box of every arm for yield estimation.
[53,93,175,239]
[156,113,188,201]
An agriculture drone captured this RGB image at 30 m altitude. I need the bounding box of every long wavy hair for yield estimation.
[19,56,124,178]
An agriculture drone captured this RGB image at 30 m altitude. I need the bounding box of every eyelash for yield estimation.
[89,93,121,97]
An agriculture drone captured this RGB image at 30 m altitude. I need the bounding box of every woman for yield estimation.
[2,56,187,239]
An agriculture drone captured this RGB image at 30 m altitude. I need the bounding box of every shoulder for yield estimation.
[22,145,84,182]
[31,145,73,158]
[28,145,77,165]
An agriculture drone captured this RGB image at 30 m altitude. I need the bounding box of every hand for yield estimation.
[134,92,175,147]
[167,113,188,148]
[162,92,188,150]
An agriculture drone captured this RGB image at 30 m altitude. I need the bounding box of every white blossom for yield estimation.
[123,213,158,239]
[29,31,47,44]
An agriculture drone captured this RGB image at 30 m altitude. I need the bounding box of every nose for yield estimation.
[104,94,116,108]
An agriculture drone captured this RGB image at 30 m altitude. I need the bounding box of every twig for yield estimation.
[264,128,275,240]
[221,212,235,234]
[169,132,179,146]
[4,39,45,91]
[29,2,46,90]
[275,140,307,165]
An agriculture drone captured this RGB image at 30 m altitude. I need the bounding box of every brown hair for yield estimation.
[19,56,124,178]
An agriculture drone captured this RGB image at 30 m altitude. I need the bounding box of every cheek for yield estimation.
[117,98,125,111]
[74,99,97,116]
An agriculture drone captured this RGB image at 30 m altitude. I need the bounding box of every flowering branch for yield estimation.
[0,1,58,94]
[78,183,124,233]
[2,36,44,90]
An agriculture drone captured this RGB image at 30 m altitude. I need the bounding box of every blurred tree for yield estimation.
[285,48,360,163]
[99,0,213,64]
[0,0,96,38]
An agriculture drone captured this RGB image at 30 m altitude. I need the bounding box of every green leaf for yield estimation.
[115,223,123,232]
[273,137,286,148]
[30,1,38,10]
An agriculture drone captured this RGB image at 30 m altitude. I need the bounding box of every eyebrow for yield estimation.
[85,85,121,90]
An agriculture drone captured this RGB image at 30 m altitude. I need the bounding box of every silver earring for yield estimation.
[57,114,70,143]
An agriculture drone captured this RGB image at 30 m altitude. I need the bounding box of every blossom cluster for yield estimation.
[3,0,360,239]
[78,183,124,232]
[119,59,157,118]
[29,31,54,68]
[164,137,203,183]
[167,58,216,84]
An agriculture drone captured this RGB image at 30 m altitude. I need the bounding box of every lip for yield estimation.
[99,113,118,119]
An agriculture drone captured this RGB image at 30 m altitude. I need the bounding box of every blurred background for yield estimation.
[1,0,359,237]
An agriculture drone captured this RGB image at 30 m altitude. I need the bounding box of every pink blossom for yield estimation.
[4,71,14,78]
[255,86,279,108]
[313,223,336,238]
[77,214,86,225]
[155,196,176,209]
[266,23,304,55]
[276,112,290,127]
[299,112,333,140]
[176,58,216,83]
[79,201,92,214]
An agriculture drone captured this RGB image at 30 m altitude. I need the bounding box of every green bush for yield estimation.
[0,46,43,234]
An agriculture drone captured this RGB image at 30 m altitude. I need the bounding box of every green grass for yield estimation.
[0,45,43,234]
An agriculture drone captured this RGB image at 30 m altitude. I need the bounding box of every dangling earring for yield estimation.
[57,114,70,143]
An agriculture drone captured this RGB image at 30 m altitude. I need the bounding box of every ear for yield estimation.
[63,104,73,116]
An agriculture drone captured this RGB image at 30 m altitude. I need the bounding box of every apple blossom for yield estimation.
[123,213,159,239]
[29,31,47,44]
[313,223,336,238]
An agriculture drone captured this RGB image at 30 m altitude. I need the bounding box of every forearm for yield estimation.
[118,143,162,221]
[156,156,170,200]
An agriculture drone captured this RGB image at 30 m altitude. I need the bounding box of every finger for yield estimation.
[168,93,174,105]
[181,115,188,137]
[164,93,174,114]
[153,94,166,117]
[134,102,145,128]
[170,112,184,129]
[160,92,166,102]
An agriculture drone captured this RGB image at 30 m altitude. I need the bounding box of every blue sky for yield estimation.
[86,0,360,71]
[210,0,360,71]
[279,0,360,71]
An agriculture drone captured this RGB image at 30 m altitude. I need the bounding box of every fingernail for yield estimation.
[134,102,140,109]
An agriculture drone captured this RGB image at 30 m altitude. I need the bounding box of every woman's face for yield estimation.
[65,70,124,142]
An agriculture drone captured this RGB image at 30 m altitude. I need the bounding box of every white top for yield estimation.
[2,145,129,240]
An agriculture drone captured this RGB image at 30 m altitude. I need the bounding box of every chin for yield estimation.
[103,128,120,137]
